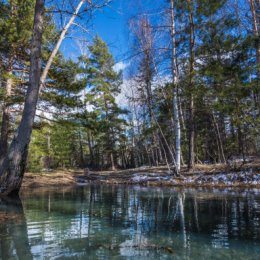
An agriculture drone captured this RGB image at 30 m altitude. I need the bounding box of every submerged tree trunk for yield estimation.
[170,0,181,175]
[0,0,44,196]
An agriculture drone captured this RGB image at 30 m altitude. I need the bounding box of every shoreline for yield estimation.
[21,163,260,190]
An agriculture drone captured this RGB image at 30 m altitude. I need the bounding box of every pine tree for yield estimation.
[81,36,127,170]
[0,0,35,161]
[0,0,45,195]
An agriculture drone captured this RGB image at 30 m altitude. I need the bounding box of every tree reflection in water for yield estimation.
[0,196,33,260]
[1,186,260,260]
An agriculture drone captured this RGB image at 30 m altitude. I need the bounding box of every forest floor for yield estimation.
[22,159,260,189]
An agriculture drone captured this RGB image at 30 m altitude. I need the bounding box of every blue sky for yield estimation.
[91,0,129,61]
[60,0,130,64]
[60,0,164,65]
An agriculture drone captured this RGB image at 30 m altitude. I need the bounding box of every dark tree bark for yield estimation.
[87,131,94,167]
[187,0,195,170]
[0,0,45,196]
[212,112,226,163]
[78,130,85,167]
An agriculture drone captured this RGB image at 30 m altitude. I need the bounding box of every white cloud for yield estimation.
[115,75,173,109]
[116,79,136,108]
[113,61,129,73]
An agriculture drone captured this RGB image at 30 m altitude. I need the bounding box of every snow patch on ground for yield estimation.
[195,170,260,185]
[130,169,260,186]
[131,173,171,183]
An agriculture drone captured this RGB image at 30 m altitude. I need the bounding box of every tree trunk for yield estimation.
[144,64,158,166]
[249,0,260,109]
[0,72,13,163]
[46,129,51,168]
[87,131,94,167]
[187,0,195,170]
[170,0,181,175]
[78,130,84,167]
[110,152,115,171]
[212,112,226,163]
[0,0,89,195]
[0,0,45,196]
[39,0,86,91]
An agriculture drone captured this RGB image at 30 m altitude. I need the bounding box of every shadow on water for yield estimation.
[0,196,33,260]
[1,186,260,259]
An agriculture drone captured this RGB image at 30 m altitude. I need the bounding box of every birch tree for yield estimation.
[40,0,87,91]
[170,0,181,175]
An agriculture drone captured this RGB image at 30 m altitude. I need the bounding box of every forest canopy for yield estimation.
[0,0,259,195]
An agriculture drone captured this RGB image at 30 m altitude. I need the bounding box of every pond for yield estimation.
[0,185,260,260]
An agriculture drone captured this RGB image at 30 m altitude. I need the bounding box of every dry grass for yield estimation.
[21,160,260,189]
[22,169,81,188]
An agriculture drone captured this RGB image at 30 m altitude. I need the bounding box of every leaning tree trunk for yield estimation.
[0,0,45,196]
[0,0,87,195]
[39,0,86,92]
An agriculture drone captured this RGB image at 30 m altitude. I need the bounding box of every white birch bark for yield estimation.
[40,0,86,91]
[170,0,181,174]
[178,193,187,248]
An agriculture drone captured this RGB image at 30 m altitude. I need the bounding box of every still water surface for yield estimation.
[0,185,260,260]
